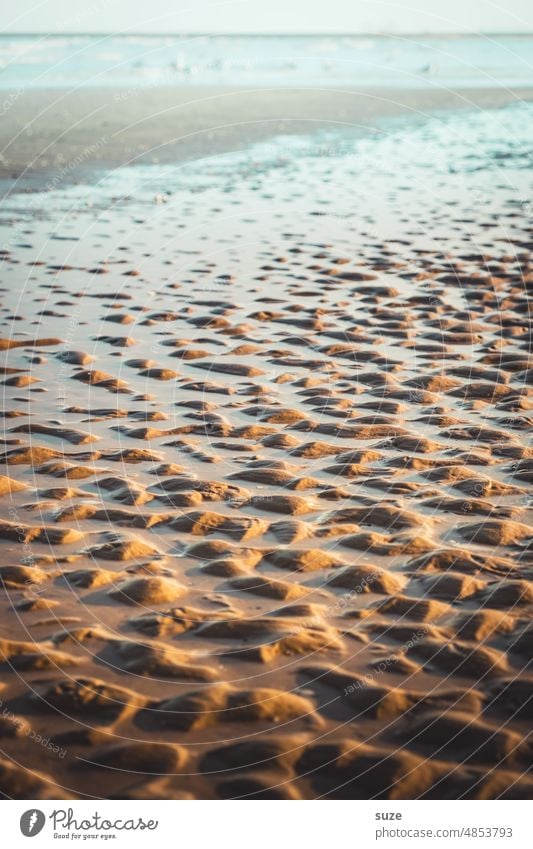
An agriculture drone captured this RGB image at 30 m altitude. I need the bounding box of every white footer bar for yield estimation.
[3,800,530,849]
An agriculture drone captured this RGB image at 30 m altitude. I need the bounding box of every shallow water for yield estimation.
[1,33,533,90]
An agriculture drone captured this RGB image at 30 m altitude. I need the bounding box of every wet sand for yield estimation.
[0,92,532,800]
[2,85,533,187]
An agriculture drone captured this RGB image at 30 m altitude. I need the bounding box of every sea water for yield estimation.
[0,33,533,90]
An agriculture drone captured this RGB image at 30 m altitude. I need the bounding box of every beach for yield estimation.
[2,84,533,187]
[0,40,532,800]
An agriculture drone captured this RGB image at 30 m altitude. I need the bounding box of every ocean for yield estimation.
[1,33,533,90]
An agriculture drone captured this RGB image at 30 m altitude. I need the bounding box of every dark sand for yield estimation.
[2,85,533,185]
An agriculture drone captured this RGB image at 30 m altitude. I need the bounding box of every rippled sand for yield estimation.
[0,104,532,799]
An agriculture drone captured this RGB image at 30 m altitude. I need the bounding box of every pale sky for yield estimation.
[1,0,532,34]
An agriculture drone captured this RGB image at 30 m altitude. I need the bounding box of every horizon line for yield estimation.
[2,30,533,38]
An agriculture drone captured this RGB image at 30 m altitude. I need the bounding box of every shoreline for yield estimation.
[2,85,533,191]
